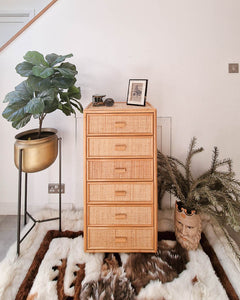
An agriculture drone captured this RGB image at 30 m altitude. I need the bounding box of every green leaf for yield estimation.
[59,92,69,102]
[60,103,74,116]
[6,107,26,122]
[70,100,83,113]
[32,66,54,78]
[68,86,81,99]
[25,97,45,114]
[58,87,82,114]
[38,89,55,102]
[15,81,33,100]
[2,97,32,130]
[51,77,76,89]
[37,89,58,113]
[2,99,29,120]
[3,91,21,103]
[27,76,52,92]
[45,53,59,66]
[45,53,73,67]
[15,62,34,77]
[55,67,77,78]
[12,115,32,129]
[24,51,48,66]
[43,97,59,113]
[60,62,77,71]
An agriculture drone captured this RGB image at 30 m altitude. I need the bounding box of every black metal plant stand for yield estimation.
[17,137,62,256]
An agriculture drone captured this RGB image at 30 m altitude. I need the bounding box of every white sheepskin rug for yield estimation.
[0,209,239,300]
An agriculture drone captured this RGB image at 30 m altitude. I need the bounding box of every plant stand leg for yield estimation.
[24,173,28,225]
[17,149,23,256]
[58,137,62,232]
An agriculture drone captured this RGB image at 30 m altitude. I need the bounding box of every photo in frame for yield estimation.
[126,79,148,106]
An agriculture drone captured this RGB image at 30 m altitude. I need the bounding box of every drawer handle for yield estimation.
[115,213,127,219]
[115,190,127,196]
[115,144,127,151]
[115,121,126,128]
[115,236,127,243]
[114,168,126,173]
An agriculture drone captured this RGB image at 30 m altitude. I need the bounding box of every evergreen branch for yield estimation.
[185,137,204,186]
[210,147,219,173]
[168,156,186,171]
[157,137,240,233]
[157,150,186,202]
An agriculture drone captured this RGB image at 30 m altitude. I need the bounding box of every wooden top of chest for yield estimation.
[84,102,156,114]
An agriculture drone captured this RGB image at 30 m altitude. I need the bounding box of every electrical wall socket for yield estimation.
[228,63,239,73]
[48,183,65,194]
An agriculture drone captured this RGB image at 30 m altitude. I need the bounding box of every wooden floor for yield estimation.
[0,215,239,262]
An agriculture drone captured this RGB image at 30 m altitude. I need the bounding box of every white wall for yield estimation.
[0,0,52,47]
[0,0,240,214]
[0,0,51,11]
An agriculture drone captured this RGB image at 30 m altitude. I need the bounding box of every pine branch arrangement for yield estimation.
[158,137,240,232]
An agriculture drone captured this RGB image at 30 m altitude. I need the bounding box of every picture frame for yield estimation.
[126,79,148,106]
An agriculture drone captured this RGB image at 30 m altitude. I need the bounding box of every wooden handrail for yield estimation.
[0,0,58,53]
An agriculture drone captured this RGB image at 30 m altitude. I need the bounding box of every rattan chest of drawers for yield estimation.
[83,102,157,252]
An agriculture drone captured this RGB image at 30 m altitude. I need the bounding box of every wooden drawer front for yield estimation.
[87,159,153,181]
[88,227,154,251]
[88,182,153,203]
[87,114,153,135]
[88,206,152,226]
[87,136,153,158]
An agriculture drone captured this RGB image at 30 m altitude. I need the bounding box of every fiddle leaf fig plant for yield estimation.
[2,51,82,138]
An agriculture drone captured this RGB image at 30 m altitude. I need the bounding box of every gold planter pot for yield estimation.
[14,128,58,173]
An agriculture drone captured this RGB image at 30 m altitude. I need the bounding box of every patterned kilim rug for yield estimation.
[0,209,239,300]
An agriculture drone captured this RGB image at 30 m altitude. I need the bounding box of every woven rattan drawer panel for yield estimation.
[84,102,157,253]
[87,159,153,181]
[87,136,153,158]
[88,206,152,226]
[87,182,153,203]
[88,227,154,251]
[87,114,153,135]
